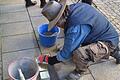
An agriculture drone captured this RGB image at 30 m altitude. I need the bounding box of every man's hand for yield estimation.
[36,55,49,64]
[36,55,61,65]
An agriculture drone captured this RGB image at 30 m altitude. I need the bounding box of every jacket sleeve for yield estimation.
[56,24,91,61]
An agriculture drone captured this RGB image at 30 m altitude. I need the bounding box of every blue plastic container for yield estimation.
[38,23,60,47]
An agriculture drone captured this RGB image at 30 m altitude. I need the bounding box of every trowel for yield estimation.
[18,68,25,80]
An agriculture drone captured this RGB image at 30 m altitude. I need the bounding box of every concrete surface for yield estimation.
[0,0,120,80]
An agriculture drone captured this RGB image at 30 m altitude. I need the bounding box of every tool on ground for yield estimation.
[8,57,39,80]
[18,68,25,80]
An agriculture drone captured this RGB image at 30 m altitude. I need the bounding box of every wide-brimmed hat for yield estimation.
[42,0,67,30]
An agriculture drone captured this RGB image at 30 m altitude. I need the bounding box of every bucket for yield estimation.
[38,23,60,47]
[8,57,39,80]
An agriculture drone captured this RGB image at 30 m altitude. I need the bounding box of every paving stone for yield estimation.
[31,16,49,39]
[39,38,64,56]
[0,51,1,61]
[2,48,40,80]
[0,0,25,5]
[2,33,38,53]
[0,62,2,75]
[79,74,94,80]
[89,60,120,80]
[0,28,1,35]
[0,4,25,13]
[54,61,76,79]
[0,27,2,50]
[114,19,120,24]
[31,16,48,31]
[0,11,29,24]
[0,27,2,61]
[27,5,42,17]
[1,21,33,36]
[0,75,2,80]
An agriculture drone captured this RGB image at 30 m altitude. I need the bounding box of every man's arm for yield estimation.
[37,24,91,65]
[56,24,91,62]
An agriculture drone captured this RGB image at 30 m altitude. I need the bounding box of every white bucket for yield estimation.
[8,57,39,80]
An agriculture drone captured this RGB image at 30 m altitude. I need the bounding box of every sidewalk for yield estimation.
[0,0,120,80]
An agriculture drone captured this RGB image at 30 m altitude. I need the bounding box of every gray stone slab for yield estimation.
[2,48,40,80]
[0,27,1,61]
[1,21,33,36]
[0,51,1,61]
[0,11,29,24]
[54,61,76,79]
[0,27,2,50]
[31,16,48,39]
[2,33,38,53]
[89,60,120,80]
[55,61,90,80]
[0,26,2,36]
[78,74,94,80]
[31,16,48,31]
[0,0,25,5]
[0,75,1,80]
[0,4,25,13]
[39,38,64,56]
[48,65,58,80]
[27,5,42,17]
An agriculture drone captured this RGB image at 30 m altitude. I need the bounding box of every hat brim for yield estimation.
[48,0,67,31]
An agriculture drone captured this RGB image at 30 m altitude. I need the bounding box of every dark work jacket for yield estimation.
[65,3,119,47]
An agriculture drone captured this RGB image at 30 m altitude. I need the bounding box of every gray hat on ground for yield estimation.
[42,0,67,30]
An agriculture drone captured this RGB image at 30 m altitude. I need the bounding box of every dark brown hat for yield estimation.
[42,0,67,30]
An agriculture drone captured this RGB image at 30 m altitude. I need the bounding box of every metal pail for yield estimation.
[8,57,39,80]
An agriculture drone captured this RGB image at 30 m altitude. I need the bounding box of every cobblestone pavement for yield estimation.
[0,0,120,80]
[94,0,120,33]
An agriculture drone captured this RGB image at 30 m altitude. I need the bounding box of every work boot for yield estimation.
[66,69,81,80]
[40,0,46,8]
[111,47,120,64]
[25,0,37,8]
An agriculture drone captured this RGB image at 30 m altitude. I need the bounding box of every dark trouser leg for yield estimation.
[111,46,120,64]
[67,41,111,79]
[40,0,46,8]
[50,0,58,1]
[72,41,112,73]
[25,0,37,8]
[82,0,93,5]
[72,49,88,72]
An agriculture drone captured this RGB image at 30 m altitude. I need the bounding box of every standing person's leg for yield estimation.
[25,0,37,8]
[50,0,58,1]
[82,0,93,5]
[40,0,47,8]
[40,0,58,8]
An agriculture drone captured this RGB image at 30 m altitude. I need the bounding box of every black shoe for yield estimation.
[66,70,81,80]
[40,2,46,8]
[82,0,93,5]
[113,52,120,64]
[111,47,120,64]
[25,1,37,8]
